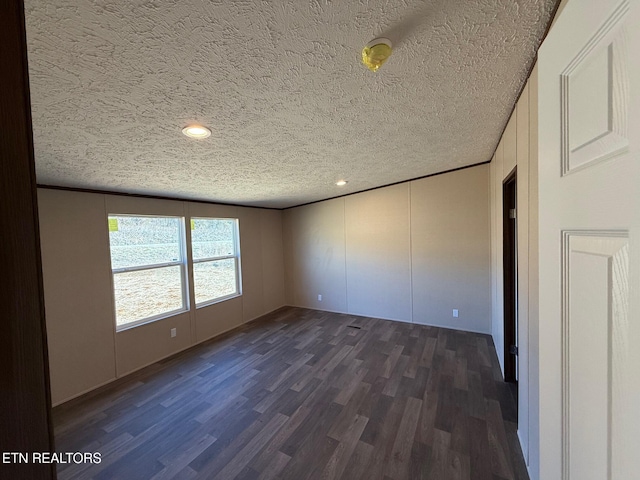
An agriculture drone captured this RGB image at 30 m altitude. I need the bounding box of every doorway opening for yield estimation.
[503,169,518,403]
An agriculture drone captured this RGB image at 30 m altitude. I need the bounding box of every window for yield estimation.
[190,218,241,306]
[108,215,188,330]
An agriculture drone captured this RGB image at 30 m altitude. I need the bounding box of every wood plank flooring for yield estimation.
[53,307,528,480]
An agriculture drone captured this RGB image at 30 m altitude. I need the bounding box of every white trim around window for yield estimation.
[107,214,190,332]
[190,217,242,308]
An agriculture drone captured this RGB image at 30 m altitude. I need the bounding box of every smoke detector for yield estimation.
[361,38,392,72]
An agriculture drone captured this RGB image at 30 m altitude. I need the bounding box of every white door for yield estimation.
[538,0,640,479]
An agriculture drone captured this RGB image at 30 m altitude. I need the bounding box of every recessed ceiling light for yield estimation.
[336,180,348,186]
[182,125,211,139]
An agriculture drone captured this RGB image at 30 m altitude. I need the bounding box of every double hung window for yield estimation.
[108,215,188,330]
[107,214,241,330]
[190,218,241,306]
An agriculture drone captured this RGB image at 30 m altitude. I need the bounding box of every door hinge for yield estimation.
[509,208,517,220]
[509,345,518,356]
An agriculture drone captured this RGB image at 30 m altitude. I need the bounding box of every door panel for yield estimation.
[561,3,629,173]
[564,233,628,480]
[538,0,639,479]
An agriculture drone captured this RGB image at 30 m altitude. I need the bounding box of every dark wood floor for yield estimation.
[54,307,528,480]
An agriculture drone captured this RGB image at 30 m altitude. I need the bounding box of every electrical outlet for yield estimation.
[452,309,459,318]
[318,294,322,302]
[170,328,177,338]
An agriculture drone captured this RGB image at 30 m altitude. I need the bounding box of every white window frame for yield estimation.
[108,214,189,332]
[190,217,242,308]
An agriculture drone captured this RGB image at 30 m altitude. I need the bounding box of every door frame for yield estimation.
[503,168,518,384]
[0,1,56,478]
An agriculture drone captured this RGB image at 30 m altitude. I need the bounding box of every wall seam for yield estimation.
[527,78,535,467]
[489,162,494,335]
[408,182,414,324]
[343,198,349,314]
[278,211,286,308]
[105,193,119,379]
[281,210,289,305]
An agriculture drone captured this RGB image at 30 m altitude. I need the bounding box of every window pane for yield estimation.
[113,265,184,326]
[193,259,237,304]
[191,218,236,260]
[109,216,182,269]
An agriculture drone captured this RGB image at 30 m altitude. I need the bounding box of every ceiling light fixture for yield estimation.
[182,125,211,139]
[361,38,392,72]
[336,180,348,186]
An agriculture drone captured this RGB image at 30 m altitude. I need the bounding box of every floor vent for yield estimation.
[346,325,362,330]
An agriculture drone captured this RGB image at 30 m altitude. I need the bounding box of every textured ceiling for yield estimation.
[25,0,556,209]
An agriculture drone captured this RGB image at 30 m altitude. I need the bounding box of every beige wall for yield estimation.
[345,184,412,322]
[38,189,285,405]
[260,209,286,315]
[411,167,492,332]
[283,198,348,313]
[283,164,492,333]
[38,190,117,404]
[488,65,539,474]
